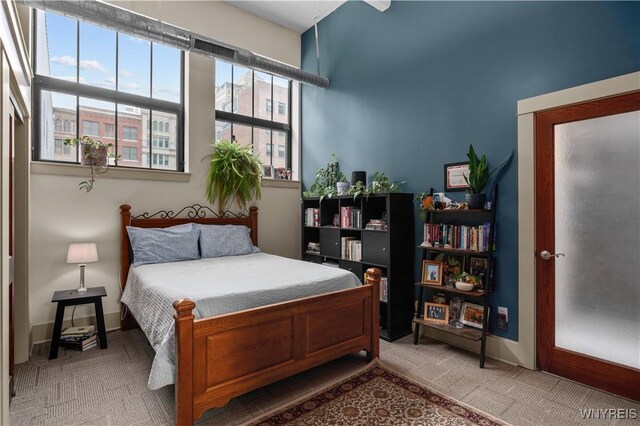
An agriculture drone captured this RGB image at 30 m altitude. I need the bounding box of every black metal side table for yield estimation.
[49,286,108,360]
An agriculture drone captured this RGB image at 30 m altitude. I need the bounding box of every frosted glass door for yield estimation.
[554,111,640,369]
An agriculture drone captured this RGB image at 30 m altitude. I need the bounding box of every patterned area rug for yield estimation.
[249,361,506,426]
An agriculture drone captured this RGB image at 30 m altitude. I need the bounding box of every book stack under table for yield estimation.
[59,325,98,351]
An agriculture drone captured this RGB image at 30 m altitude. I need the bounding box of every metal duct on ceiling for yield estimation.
[21,0,329,88]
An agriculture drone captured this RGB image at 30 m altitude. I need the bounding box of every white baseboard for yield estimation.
[420,326,523,367]
[30,311,121,346]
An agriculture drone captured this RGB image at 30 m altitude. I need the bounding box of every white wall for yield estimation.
[28,1,302,336]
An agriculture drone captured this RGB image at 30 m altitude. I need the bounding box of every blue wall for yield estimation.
[301,1,640,341]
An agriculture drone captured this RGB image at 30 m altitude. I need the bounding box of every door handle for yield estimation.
[540,250,565,260]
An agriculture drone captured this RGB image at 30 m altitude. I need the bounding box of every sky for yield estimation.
[42,12,181,110]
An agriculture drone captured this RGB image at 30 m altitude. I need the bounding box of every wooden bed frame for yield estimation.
[119,204,380,425]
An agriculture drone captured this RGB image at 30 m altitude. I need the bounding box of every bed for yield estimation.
[119,204,380,425]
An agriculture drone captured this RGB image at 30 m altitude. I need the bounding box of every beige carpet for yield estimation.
[10,329,640,425]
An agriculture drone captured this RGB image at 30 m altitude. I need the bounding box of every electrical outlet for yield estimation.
[497,306,508,330]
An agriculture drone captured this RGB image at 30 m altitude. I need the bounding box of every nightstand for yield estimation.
[49,286,108,360]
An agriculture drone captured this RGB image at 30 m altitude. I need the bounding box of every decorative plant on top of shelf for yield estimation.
[369,171,405,193]
[463,144,512,209]
[205,139,262,211]
[302,153,347,201]
[64,135,120,192]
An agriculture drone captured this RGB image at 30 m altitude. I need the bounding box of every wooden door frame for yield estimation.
[516,71,640,371]
[535,92,640,401]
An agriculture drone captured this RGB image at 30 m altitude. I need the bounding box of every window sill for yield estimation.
[261,179,300,189]
[31,161,191,183]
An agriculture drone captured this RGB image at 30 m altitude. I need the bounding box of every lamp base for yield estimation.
[77,287,88,293]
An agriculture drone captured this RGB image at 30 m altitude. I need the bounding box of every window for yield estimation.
[122,126,137,140]
[82,120,99,136]
[214,60,291,168]
[54,138,63,154]
[34,10,184,170]
[152,153,170,166]
[121,146,138,161]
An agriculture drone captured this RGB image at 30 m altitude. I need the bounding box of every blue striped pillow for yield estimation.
[127,223,200,266]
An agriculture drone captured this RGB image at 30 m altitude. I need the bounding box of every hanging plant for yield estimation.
[64,136,119,192]
[204,139,262,211]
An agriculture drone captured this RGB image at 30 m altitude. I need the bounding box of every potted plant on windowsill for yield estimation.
[463,144,512,209]
[205,139,262,211]
[64,135,120,192]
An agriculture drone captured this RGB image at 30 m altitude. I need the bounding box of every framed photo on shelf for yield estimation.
[262,164,274,179]
[432,253,465,285]
[444,162,470,192]
[461,302,489,329]
[421,260,442,285]
[424,302,449,324]
[469,256,495,290]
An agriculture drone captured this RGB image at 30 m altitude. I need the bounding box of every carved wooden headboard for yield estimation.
[118,204,258,329]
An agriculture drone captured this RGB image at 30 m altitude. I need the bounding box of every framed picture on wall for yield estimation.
[444,162,470,192]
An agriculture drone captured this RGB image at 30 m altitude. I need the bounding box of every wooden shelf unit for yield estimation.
[413,185,498,368]
[302,193,414,341]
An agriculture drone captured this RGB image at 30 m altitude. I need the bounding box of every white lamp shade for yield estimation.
[66,243,99,264]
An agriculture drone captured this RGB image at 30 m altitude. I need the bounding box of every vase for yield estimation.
[450,297,464,329]
[336,181,350,194]
[465,193,486,210]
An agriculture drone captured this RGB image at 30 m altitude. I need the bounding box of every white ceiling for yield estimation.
[225,1,346,33]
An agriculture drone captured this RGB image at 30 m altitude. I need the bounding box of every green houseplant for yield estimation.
[205,139,262,211]
[302,153,347,201]
[463,144,512,209]
[64,135,119,192]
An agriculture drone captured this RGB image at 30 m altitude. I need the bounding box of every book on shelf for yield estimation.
[305,208,320,227]
[341,237,362,261]
[340,207,362,229]
[423,222,495,251]
[322,261,340,268]
[379,276,388,302]
[365,219,387,231]
[306,242,320,254]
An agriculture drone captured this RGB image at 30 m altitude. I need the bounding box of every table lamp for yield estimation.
[66,243,99,293]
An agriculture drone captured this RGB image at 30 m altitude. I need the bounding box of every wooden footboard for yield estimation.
[173,268,381,425]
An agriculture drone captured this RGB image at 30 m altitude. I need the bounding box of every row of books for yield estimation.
[306,242,320,254]
[341,207,362,229]
[423,223,494,251]
[60,325,98,352]
[341,237,362,261]
[304,208,320,227]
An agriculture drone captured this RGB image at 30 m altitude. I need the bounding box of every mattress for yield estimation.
[120,252,361,390]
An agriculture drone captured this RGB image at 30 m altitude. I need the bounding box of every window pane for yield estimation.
[215,120,232,142]
[37,11,77,81]
[254,71,272,121]
[79,97,115,166]
[231,123,252,147]
[233,66,252,116]
[118,34,150,97]
[253,127,271,166]
[149,110,178,170]
[272,130,287,168]
[152,43,181,103]
[215,61,232,112]
[79,22,116,89]
[40,91,77,162]
[273,76,289,124]
[117,104,148,168]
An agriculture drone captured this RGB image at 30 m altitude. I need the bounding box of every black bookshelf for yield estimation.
[301,193,414,341]
[413,184,498,368]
